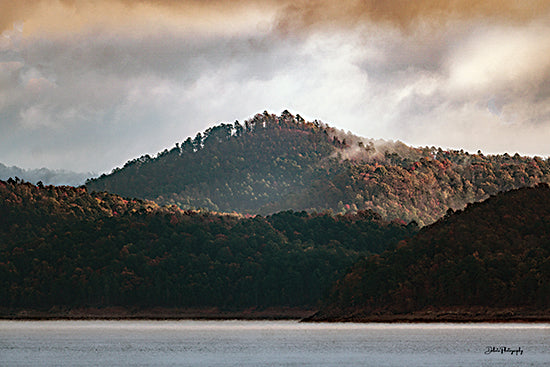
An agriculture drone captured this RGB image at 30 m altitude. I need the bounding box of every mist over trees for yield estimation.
[87,111,550,225]
[0,163,93,187]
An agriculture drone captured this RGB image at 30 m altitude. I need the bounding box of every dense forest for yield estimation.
[0,180,416,311]
[87,111,550,225]
[310,184,550,321]
[5,112,550,318]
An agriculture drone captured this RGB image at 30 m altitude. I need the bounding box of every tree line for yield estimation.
[0,180,416,310]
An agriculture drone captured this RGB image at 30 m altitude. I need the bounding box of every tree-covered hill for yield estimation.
[309,184,550,321]
[0,180,416,311]
[86,111,550,225]
[87,111,339,216]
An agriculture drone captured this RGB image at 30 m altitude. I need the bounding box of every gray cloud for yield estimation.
[0,22,307,172]
[0,1,550,174]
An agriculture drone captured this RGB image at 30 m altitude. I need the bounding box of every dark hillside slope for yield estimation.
[87,111,550,225]
[0,180,416,312]
[309,184,550,321]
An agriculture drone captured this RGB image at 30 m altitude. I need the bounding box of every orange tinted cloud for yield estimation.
[0,0,274,36]
[275,0,550,33]
[2,0,549,35]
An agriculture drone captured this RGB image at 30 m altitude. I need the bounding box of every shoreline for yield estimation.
[0,307,316,321]
[302,307,550,323]
[1,307,549,323]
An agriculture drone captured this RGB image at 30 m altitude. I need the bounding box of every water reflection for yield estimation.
[0,320,548,366]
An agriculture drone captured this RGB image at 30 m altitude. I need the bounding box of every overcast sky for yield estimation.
[1,0,550,174]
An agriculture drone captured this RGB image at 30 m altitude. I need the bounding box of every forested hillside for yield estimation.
[0,180,416,311]
[309,184,550,321]
[87,111,550,225]
[87,111,339,216]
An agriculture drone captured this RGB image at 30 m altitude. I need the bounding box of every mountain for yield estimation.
[86,111,550,225]
[0,163,93,186]
[0,179,416,311]
[308,184,550,322]
[87,111,339,216]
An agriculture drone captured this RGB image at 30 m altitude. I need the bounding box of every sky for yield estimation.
[1,0,550,175]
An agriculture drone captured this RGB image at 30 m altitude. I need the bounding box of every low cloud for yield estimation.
[0,162,93,186]
[0,1,549,173]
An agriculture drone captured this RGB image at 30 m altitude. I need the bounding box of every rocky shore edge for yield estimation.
[301,307,550,323]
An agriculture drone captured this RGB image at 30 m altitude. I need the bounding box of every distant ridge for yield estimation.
[87,111,550,225]
[0,162,93,186]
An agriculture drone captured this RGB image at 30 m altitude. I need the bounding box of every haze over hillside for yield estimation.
[87,111,550,225]
[0,163,93,187]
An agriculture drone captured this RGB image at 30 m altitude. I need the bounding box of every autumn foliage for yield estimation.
[87,111,550,225]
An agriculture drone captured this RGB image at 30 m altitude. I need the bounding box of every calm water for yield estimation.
[0,320,548,366]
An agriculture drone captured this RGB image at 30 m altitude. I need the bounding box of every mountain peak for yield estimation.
[86,112,550,225]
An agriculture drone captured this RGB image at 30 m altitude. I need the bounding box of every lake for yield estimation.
[0,320,548,366]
